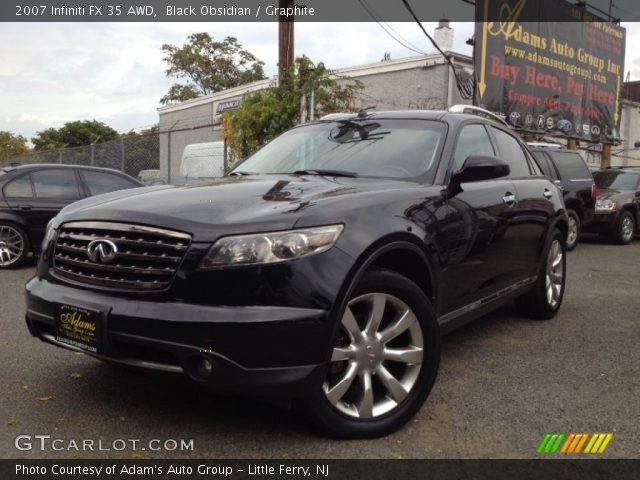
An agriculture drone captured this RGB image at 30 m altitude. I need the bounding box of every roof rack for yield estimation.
[448,104,509,127]
[319,113,355,121]
[527,142,565,149]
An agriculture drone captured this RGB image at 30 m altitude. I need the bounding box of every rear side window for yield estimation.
[490,127,531,177]
[548,152,591,180]
[31,169,81,199]
[4,175,33,197]
[454,124,495,171]
[531,151,558,180]
[82,170,138,196]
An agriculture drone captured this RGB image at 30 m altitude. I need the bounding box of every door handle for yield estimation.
[17,204,32,211]
[502,193,516,206]
[543,189,553,199]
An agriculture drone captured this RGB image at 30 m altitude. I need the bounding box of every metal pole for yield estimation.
[167,131,172,184]
[309,82,315,121]
[90,144,95,166]
[120,137,125,172]
[223,139,228,174]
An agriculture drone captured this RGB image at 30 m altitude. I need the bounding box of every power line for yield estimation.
[400,0,473,100]
[356,0,428,56]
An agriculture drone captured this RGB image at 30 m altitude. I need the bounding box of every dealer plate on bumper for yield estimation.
[55,304,102,353]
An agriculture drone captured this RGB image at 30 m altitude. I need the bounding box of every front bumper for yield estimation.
[582,212,618,233]
[25,277,331,396]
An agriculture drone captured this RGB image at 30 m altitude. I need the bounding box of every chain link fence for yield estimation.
[2,133,160,183]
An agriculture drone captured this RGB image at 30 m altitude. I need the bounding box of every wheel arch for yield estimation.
[549,213,569,245]
[564,199,583,220]
[332,233,437,324]
[0,212,28,228]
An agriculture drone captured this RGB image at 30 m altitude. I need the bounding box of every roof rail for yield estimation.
[319,112,355,121]
[448,105,509,127]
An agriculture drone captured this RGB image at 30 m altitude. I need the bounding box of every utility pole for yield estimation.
[278,0,295,86]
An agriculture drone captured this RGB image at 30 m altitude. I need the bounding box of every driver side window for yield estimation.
[454,124,495,171]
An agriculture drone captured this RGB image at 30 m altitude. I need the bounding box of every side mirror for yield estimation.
[452,155,510,183]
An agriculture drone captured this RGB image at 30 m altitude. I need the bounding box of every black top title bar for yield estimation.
[2,0,640,23]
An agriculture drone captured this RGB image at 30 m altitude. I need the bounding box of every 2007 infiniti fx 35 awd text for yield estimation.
[25,109,568,438]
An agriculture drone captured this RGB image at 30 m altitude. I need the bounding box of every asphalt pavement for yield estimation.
[1,237,639,459]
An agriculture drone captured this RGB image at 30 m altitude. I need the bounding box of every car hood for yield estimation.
[56,175,418,241]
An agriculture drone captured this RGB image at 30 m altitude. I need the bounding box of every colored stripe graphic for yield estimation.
[538,433,613,454]
[585,433,614,454]
[537,433,565,454]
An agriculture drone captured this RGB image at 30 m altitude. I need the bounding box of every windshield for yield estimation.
[593,171,640,191]
[233,119,445,180]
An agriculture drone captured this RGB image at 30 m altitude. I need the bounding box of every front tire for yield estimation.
[0,223,30,269]
[515,229,566,320]
[304,269,440,438]
[609,211,635,245]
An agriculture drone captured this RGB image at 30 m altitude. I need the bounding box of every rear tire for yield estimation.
[609,211,635,245]
[0,223,30,269]
[303,269,440,438]
[515,229,566,320]
[565,209,580,251]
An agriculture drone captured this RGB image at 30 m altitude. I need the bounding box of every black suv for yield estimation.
[25,111,568,438]
[0,164,142,268]
[529,146,596,250]
[583,168,640,244]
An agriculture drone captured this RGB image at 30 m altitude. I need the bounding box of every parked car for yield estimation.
[529,145,596,250]
[25,109,568,438]
[180,141,226,179]
[137,169,166,186]
[582,168,640,244]
[0,164,142,268]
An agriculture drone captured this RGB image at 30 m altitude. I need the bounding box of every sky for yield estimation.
[1,21,639,141]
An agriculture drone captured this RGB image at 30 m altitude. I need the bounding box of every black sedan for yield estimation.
[583,168,640,244]
[0,164,142,268]
[25,110,568,438]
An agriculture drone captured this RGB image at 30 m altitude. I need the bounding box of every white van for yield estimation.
[179,141,226,179]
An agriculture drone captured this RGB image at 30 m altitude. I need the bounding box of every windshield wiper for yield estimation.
[291,169,358,178]
[228,171,253,176]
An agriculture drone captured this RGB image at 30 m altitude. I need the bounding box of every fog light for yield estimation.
[198,358,214,377]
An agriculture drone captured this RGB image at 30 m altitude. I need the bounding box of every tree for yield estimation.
[0,131,29,162]
[160,33,266,105]
[222,56,363,160]
[32,120,119,151]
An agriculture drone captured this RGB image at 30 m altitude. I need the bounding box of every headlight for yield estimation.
[595,199,618,212]
[41,218,58,251]
[199,224,344,269]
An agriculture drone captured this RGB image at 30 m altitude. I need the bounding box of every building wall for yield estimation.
[616,100,640,167]
[348,64,452,112]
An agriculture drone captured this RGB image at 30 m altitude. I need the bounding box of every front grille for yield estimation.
[52,221,191,291]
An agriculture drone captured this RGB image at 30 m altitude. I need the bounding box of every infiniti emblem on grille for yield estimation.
[86,239,118,264]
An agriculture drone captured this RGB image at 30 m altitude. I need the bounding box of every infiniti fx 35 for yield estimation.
[25,110,568,437]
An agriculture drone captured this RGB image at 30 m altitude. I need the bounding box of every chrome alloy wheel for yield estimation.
[567,216,578,248]
[323,293,424,419]
[545,239,564,308]
[0,225,24,267]
[621,215,634,243]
